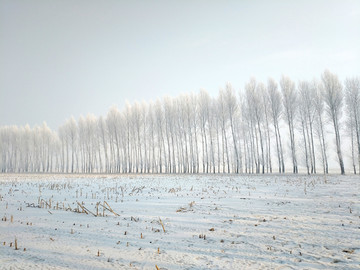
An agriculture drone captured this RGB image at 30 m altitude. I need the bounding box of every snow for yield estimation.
[0,174,359,269]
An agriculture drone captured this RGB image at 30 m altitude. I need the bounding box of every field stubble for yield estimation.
[0,173,359,269]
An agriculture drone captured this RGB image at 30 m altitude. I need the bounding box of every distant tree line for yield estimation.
[1,70,359,175]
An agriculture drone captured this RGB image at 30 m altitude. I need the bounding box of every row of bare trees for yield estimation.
[1,70,359,174]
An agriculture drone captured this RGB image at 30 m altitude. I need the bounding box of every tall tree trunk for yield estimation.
[333,116,345,175]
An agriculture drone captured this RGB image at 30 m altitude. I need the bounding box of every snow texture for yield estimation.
[0,174,359,269]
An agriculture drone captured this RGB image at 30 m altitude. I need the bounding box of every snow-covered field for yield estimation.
[0,174,359,270]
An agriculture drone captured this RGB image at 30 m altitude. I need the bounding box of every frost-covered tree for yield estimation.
[313,80,329,174]
[258,82,272,173]
[223,83,242,173]
[61,117,78,173]
[267,78,284,173]
[1,71,359,174]
[322,70,345,175]
[218,89,231,173]
[345,77,360,174]
[298,81,317,174]
[98,116,109,173]
[198,90,211,173]
[280,76,298,173]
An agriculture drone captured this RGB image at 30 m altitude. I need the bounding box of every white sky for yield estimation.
[1,0,359,129]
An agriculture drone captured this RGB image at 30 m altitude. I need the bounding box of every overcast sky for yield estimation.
[1,0,359,129]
